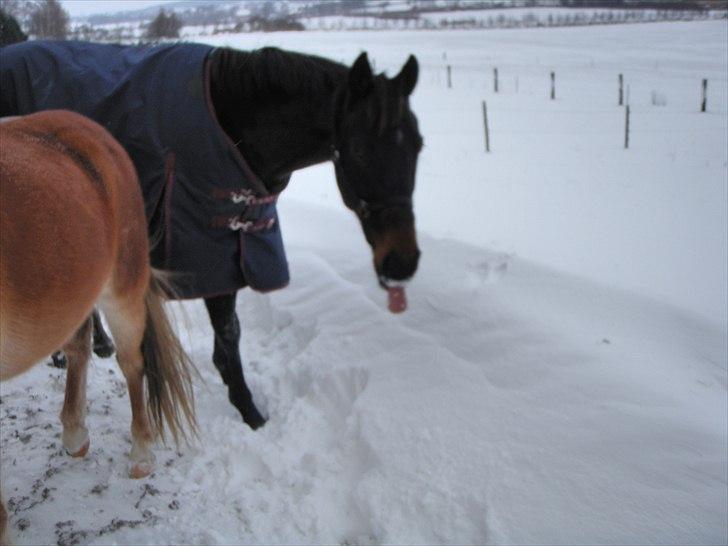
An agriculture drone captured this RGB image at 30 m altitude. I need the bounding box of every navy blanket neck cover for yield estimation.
[0,40,290,298]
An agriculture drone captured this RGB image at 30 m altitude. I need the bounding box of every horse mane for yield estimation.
[211,46,347,102]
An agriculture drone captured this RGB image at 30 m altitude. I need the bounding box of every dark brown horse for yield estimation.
[205,48,422,427]
[0,111,197,542]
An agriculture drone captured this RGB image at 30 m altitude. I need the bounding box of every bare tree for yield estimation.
[145,8,182,40]
[28,0,68,39]
[0,7,27,45]
[0,0,27,20]
[2,0,38,30]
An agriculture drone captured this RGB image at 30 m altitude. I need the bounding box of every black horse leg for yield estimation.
[48,310,114,369]
[91,309,115,358]
[49,350,67,369]
[204,292,266,429]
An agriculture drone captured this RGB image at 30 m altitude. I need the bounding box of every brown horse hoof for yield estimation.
[129,462,153,479]
[68,438,90,458]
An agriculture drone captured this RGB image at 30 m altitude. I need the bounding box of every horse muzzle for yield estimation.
[376,249,419,314]
[372,218,420,283]
[379,248,420,283]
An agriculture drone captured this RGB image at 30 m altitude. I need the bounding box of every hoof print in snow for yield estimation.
[134,483,160,509]
[469,254,511,285]
[90,483,108,496]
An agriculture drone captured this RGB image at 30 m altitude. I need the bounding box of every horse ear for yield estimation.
[349,52,373,100]
[395,54,418,96]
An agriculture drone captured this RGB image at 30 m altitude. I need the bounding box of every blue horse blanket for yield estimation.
[0,40,289,299]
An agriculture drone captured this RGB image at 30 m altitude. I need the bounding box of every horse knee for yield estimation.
[115,352,144,382]
[210,313,241,374]
[102,308,144,377]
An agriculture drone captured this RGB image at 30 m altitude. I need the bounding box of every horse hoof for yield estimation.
[244,412,267,430]
[68,438,90,458]
[232,396,267,430]
[129,462,153,479]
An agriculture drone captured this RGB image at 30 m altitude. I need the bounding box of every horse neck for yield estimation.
[209,48,347,188]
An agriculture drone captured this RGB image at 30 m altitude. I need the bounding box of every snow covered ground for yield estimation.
[1,20,726,545]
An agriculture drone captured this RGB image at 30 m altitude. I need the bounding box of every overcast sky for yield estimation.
[62,0,177,18]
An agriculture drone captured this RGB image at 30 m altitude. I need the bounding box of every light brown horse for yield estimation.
[0,111,197,542]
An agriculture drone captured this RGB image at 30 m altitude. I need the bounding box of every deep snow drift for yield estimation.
[1,20,726,546]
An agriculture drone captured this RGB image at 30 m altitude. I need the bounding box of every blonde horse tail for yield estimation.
[142,271,197,443]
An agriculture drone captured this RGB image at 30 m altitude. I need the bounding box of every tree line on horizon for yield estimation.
[0,0,182,44]
[1,0,725,46]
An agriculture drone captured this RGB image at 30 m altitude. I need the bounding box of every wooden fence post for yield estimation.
[701,78,707,112]
[618,73,623,106]
[447,65,452,89]
[493,67,498,93]
[482,100,490,153]
[550,71,555,100]
[624,104,630,149]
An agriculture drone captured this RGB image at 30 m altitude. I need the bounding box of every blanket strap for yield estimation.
[213,188,279,206]
[227,216,276,233]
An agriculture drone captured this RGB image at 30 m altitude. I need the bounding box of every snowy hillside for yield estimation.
[69,0,727,42]
[1,20,726,545]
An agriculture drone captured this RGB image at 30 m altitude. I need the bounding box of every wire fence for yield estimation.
[411,60,727,146]
[422,62,728,80]
[420,62,728,95]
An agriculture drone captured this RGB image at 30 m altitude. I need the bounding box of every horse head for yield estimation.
[333,52,422,311]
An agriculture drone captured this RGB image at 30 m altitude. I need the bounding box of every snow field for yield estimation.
[2,205,724,543]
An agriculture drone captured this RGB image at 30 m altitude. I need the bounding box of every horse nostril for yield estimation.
[382,250,420,280]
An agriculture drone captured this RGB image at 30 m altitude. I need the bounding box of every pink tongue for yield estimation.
[387,286,407,313]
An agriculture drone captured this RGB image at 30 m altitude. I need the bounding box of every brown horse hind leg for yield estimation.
[59,317,93,457]
[101,294,156,479]
[0,493,8,546]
